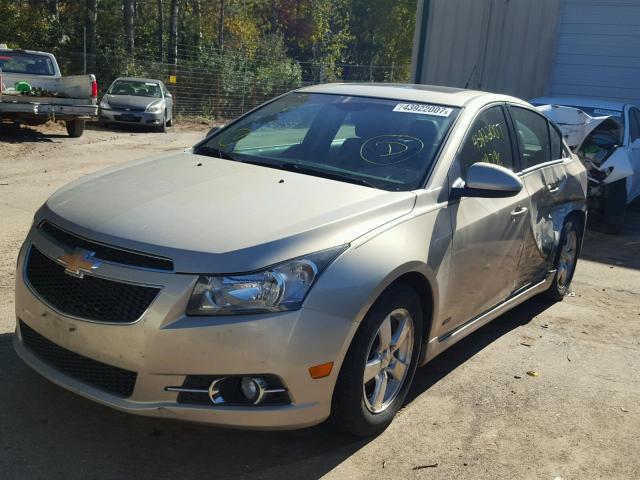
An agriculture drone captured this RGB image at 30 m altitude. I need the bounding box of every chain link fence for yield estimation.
[53,47,410,121]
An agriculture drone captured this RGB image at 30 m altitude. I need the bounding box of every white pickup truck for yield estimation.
[0,47,98,137]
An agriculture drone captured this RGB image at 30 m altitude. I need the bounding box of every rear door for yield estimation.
[626,107,640,202]
[443,104,530,332]
[507,105,571,288]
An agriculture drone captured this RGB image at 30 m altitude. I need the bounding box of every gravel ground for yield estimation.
[0,122,639,479]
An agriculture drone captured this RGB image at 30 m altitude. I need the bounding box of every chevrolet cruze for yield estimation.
[14,84,587,436]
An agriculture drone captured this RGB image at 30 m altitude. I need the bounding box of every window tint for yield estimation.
[510,107,551,169]
[200,93,460,191]
[549,123,563,160]
[0,52,55,75]
[459,105,514,179]
[630,109,640,142]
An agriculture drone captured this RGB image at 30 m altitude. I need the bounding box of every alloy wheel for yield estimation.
[363,308,414,414]
[557,225,577,288]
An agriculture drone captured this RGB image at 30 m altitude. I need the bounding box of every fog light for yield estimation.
[240,377,267,404]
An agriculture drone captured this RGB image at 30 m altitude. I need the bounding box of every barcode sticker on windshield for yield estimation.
[393,103,453,117]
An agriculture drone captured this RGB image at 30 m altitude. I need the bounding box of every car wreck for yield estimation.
[533,98,640,233]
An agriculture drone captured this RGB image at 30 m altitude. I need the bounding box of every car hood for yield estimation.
[39,152,417,273]
[104,94,160,110]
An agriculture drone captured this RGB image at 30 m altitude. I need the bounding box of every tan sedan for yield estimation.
[14,84,586,436]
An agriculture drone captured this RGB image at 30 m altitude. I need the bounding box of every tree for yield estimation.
[156,0,164,61]
[86,0,97,72]
[217,0,225,50]
[167,0,179,70]
[124,0,135,56]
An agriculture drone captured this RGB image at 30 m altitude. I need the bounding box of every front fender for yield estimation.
[304,202,452,345]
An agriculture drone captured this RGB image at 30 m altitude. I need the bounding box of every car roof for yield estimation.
[297,83,528,108]
[530,96,632,111]
[114,77,163,84]
[0,48,55,57]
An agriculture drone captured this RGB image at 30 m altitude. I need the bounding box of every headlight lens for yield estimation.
[99,99,110,109]
[146,101,163,113]
[186,245,347,315]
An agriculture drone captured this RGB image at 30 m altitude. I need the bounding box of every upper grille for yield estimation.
[39,221,173,271]
[19,320,137,398]
[26,246,161,323]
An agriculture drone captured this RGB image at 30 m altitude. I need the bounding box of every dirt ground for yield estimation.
[0,122,638,480]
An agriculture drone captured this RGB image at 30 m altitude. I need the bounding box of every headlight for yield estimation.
[99,99,110,109]
[186,245,347,315]
[146,101,163,113]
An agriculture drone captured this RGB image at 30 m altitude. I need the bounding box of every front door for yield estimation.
[442,104,529,333]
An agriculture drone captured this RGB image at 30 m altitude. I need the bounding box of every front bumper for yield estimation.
[99,108,163,126]
[13,227,357,430]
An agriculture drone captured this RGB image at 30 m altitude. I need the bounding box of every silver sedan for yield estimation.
[99,77,173,131]
[14,84,586,436]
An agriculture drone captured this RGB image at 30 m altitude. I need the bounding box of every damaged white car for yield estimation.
[532,97,640,233]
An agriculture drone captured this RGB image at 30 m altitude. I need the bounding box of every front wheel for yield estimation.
[544,218,582,301]
[331,284,423,436]
[602,179,627,234]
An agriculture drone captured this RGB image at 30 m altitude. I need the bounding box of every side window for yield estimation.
[549,123,563,160]
[629,108,640,143]
[459,105,514,179]
[510,106,551,169]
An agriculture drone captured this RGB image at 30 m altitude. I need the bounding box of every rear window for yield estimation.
[0,52,55,76]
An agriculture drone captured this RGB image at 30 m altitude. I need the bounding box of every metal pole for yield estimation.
[83,26,87,74]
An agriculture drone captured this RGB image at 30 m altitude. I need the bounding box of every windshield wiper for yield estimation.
[193,145,237,161]
[273,162,378,189]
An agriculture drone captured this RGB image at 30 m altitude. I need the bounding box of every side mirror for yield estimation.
[451,162,523,199]
[206,126,221,138]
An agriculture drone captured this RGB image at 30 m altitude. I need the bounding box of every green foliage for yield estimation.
[0,0,416,118]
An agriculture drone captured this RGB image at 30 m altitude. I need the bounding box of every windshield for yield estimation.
[107,80,162,98]
[0,52,55,76]
[194,93,460,190]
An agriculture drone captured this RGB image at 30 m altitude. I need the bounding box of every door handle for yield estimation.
[510,206,528,217]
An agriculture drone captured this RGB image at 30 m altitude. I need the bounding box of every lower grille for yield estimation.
[114,115,141,122]
[26,246,161,323]
[19,320,137,398]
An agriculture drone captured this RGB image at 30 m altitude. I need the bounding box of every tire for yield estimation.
[157,112,167,132]
[544,217,582,301]
[331,284,423,436]
[65,119,85,137]
[602,179,627,234]
[166,112,173,127]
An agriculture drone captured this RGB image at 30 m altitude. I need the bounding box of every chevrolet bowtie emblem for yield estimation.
[57,248,101,278]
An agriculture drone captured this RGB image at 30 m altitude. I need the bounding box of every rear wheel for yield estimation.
[65,119,85,137]
[544,218,582,301]
[331,284,423,436]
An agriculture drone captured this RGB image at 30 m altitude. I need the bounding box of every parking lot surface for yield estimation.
[1,123,639,479]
